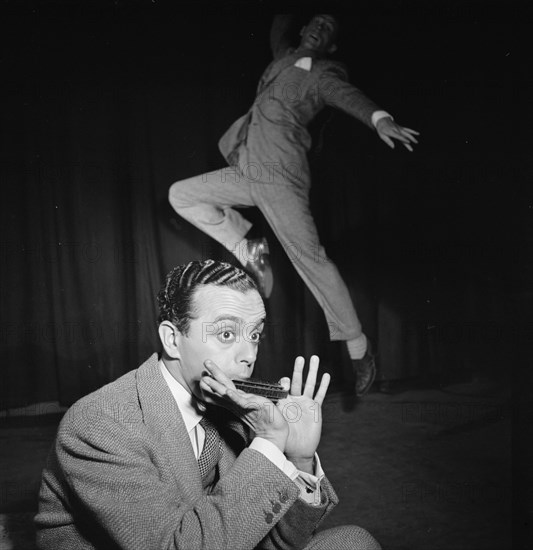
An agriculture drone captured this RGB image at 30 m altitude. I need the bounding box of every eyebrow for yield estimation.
[212,315,266,329]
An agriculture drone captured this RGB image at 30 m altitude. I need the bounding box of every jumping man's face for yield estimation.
[299,14,339,54]
[172,284,266,403]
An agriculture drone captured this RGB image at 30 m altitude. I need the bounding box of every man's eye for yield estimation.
[217,330,235,343]
[249,331,263,343]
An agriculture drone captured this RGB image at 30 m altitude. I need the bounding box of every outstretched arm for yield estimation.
[270,14,294,59]
[319,64,421,151]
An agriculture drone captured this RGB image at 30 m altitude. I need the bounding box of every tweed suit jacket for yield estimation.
[35,354,338,550]
[219,48,381,187]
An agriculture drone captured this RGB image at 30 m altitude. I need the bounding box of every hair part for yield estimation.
[157,260,258,335]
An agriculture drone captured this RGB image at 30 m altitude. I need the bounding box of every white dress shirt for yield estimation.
[159,360,324,505]
[372,110,393,127]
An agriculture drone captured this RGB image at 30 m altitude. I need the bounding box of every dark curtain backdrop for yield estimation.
[1,0,530,409]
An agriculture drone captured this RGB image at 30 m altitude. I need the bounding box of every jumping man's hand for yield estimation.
[376,117,420,152]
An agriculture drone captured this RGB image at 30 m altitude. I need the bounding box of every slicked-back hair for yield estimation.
[157,260,259,335]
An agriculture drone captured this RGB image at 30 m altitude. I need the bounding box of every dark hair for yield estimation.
[157,260,258,335]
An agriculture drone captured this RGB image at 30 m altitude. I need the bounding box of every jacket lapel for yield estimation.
[135,354,204,499]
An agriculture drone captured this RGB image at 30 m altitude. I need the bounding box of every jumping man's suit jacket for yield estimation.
[219,48,381,184]
[35,353,338,549]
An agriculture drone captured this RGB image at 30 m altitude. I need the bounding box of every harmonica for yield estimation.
[233,379,288,403]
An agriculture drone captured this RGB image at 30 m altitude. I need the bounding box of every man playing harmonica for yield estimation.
[36,260,381,549]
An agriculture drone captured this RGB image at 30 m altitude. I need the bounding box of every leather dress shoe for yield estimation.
[245,238,274,298]
[352,343,377,397]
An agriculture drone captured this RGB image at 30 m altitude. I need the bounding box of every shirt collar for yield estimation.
[159,359,204,434]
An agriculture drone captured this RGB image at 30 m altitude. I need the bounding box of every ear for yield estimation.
[299,25,305,37]
[327,43,338,54]
[158,321,183,359]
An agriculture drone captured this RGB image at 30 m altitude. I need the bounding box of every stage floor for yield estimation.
[0,383,512,550]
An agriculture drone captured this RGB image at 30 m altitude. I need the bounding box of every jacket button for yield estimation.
[272,502,281,513]
[265,513,274,524]
[279,492,289,503]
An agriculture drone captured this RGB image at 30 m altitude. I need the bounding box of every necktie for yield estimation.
[197,417,222,482]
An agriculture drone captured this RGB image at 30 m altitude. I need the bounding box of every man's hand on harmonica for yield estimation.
[277,356,330,474]
[200,359,289,453]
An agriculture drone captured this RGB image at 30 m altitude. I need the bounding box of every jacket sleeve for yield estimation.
[39,400,336,550]
[258,476,339,550]
[270,15,294,60]
[317,62,382,130]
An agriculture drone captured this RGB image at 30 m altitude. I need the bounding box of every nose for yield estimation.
[234,339,258,378]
